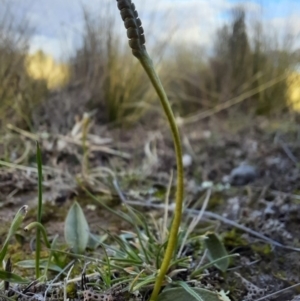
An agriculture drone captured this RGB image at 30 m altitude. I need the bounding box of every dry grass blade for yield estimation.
[6,124,39,140]
[177,189,211,258]
[179,73,288,126]
[123,200,300,252]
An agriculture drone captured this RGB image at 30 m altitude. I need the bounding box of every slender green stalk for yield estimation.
[36,142,43,278]
[116,1,184,300]
[26,222,63,276]
[24,222,51,249]
[140,55,184,301]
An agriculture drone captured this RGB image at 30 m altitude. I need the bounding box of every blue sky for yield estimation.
[4,0,300,61]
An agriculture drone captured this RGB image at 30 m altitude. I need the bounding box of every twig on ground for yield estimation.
[254,282,300,301]
[122,199,300,252]
[277,138,298,166]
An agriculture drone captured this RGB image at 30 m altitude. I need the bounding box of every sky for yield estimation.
[3,0,300,61]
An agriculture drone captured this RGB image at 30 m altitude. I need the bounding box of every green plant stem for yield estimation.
[24,222,51,249]
[137,53,184,301]
[24,221,62,269]
[36,142,43,278]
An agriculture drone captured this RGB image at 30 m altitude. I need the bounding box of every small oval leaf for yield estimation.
[203,232,229,272]
[16,260,63,273]
[64,201,89,254]
[157,287,221,301]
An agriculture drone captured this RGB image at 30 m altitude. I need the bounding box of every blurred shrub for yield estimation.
[162,44,210,116]
[69,6,156,125]
[166,7,298,118]
[25,51,70,90]
[0,4,48,130]
[2,2,294,132]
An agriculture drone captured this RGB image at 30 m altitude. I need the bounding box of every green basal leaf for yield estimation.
[64,201,89,254]
[16,260,63,273]
[202,232,229,272]
[157,287,223,301]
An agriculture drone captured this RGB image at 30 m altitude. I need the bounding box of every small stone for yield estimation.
[182,154,192,167]
[228,164,257,186]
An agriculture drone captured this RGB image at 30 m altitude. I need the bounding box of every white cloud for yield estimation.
[4,0,300,60]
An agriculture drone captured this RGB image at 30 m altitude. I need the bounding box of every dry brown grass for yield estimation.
[161,7,299,120]
[0,1,48,131]
[68,4,168,126]
[0,2,299,134]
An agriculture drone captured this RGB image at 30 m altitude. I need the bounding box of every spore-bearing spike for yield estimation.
[116,0,131,11]
[116,0,146,58]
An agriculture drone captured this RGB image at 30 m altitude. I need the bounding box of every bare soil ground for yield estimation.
[1,110,300,301]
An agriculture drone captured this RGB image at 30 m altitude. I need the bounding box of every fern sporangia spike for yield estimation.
[116,1,184,301]
[116,0,146,58]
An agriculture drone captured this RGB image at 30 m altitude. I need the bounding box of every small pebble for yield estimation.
[182,154,192,167]
[228,164,257,186]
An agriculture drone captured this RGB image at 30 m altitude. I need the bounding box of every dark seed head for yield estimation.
[116,0,146,58]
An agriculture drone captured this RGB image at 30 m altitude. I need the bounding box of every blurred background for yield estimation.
[0,0,299,132]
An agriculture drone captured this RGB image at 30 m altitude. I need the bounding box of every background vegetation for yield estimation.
[0,2,299,134]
